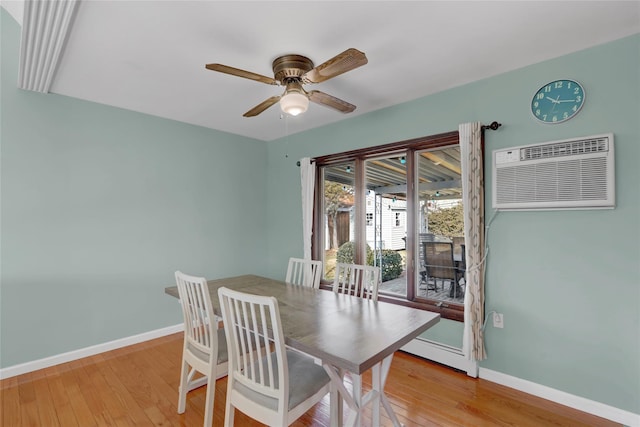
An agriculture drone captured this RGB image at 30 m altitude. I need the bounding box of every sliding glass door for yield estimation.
[313,131,465,321]
[414,146,465,307]
[320,161,355,282]
[366,155,408,297]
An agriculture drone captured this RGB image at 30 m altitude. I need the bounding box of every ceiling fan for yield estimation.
[205,48,368,117]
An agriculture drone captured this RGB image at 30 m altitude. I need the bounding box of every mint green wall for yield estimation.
[2,5,638,416]
[265,35,640,413]
[0,10,268,367]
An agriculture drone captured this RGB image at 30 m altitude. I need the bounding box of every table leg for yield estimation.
[324,363,362,427]
[350,373,362,427]
[377,354,403,427]
[328,366,344,427]
[372,363,381,426]
[324,354,404,427]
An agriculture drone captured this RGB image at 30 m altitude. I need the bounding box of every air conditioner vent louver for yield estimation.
[520,136,609,161]
[492,133,615,210]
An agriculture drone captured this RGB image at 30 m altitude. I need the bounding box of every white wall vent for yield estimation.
[492,133,615,210]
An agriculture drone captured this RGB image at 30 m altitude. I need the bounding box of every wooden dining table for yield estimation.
[165,274,440,427]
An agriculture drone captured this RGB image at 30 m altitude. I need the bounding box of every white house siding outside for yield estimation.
[323,194,462,252]
[362,194,407,251]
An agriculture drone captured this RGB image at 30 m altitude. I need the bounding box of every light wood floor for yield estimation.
[1,332,619,427]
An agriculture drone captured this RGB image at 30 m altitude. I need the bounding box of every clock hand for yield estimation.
[557,99,577,103]
[545,96,560,104]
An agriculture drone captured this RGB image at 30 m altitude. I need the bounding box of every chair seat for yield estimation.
[233,349,330,411]
[186,328,228,364]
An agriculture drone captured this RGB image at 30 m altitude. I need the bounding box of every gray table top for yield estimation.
[165,274,440,374]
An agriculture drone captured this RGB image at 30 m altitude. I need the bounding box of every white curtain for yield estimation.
[300,157,316,260]
[460,122,487,361]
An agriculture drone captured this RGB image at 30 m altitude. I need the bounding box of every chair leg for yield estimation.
[224,399,234,427]
[449,279,462,298]
[426,276,437,291]
[177,359,189,414]
[203,374,215,427]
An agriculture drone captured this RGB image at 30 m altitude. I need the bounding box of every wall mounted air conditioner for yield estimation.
[492,133,615,210]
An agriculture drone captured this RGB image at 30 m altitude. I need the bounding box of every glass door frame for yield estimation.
[312,131,464,321]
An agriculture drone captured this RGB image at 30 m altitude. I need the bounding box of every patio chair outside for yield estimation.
[422,241,464,298]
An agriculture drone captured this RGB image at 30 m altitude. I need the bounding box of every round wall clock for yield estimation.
[531,79,585,124]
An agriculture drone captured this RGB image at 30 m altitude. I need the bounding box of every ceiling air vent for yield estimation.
[492,133,615,210]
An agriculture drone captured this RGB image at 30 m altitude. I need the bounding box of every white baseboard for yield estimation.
[480,367,640,427]
[0,323,184,380]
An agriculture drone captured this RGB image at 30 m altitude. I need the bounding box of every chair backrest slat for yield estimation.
[286,257,323,288]
[175,271,215,356]
[219,287,287,402]
[332,263,380,301]
[423,241,457,279]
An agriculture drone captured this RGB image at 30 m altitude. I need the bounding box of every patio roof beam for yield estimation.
[419,152,461,175]
[419,179,462,192]
[374,179,461,195]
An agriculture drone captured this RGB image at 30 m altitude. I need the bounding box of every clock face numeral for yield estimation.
[531,79,585,124]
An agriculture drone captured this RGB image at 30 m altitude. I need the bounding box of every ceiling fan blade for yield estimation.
[303,48,368,84]
[243,96,281,117]
[205,63,277,85]
[308,90,356,113]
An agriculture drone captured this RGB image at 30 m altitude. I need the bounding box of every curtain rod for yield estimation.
[298,122,502,166]
[481,121,502,131]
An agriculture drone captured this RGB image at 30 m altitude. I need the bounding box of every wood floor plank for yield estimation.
[17,373,40,427]
[109,354,176,425]
[1,376,21,427]
[42,367,79,427]
[0,333,622,427]
[92,353,156,427]
[80,354,130,425]
[54,362,99,427]
[32,370,60,427]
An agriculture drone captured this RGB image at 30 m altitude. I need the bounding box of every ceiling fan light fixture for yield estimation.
[280,91,309,116]
[207,49,367,117]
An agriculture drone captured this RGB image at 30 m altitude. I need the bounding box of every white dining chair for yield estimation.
[332,263,380,301]
[285,257,323,289]
[218,286,331,427]
[174,271,228,427]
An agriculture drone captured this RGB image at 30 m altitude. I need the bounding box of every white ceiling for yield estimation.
[4,1,639,141]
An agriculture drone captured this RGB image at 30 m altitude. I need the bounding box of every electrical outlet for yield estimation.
[493,312,504,328]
